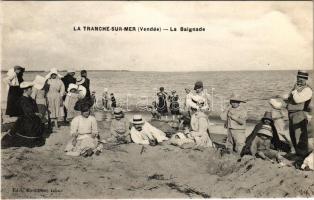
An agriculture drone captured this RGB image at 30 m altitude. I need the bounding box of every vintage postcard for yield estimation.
[1,1,313,199]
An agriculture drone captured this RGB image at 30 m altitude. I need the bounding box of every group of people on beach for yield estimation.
[1,67,313,170]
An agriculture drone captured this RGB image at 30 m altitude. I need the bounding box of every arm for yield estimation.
[291,87,312,104]
[91,117,99,137]
[70,117,79,137]
[31,88,38,100]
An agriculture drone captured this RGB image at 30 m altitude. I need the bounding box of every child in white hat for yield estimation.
[64,83,80,121]
[31,75,48,124]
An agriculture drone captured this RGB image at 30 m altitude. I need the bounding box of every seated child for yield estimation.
[149,101,161,119]
[107,108,131,144]
[65,104,103,157]
[241,112,291,165]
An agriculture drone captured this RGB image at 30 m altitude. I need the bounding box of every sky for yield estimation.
[1,1,313,72]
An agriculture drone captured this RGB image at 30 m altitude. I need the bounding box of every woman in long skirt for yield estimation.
[1,82,45,148]
[4,66,25,117]
[46,68,65,130]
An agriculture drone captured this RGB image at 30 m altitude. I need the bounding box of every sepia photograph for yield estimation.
[1,1,313,199]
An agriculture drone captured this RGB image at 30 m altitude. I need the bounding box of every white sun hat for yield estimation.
[269,99,283,110]
[77,85,87,98]
[33,75,46,90]
[20,81,34,89]
[67,83,79,93]
[45,68,62,79]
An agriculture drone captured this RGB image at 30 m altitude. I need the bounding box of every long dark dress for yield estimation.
[81,77,90,98]
[157,92,168,115]
[169,94,180,115]
[2,96,45,148]
[5,73,24,117]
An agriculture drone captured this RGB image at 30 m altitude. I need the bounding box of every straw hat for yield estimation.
[113,107,124,118]
[297,70,309,80]
[76,76,86,85]
[131,115,145,125]
[77,85,87,98]
[257,124,273,138]
[269,99,283,110]
[20,81,34,89]
[46,68,62,79]
[33,75,46,90]
[67,83,78,93]
[230,93,246,103]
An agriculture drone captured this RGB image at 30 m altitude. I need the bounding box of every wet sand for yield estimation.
[1,113,314,198]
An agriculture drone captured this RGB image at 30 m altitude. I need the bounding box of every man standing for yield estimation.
[61,69,76,123]
[285,70,312,158]
[61,69,76,92]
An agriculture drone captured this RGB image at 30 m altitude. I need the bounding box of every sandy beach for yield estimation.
[1,112,314,199]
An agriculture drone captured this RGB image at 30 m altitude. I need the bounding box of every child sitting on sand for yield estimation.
[107,108,131,144]
[241,112,291,165]
[220,94,247,154]
[64,83,80,121]
[65,104,103,157]
[189,97,214,148]
[149,101,161,119]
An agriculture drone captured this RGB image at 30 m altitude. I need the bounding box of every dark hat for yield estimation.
[160,87,164,91]
[194,81,203,90]
[14,66,25,71]
[297,70,309,80]
[261,111,273,123]
[80,104,91,112]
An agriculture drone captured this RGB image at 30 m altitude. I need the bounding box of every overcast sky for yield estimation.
[1,1,313,71]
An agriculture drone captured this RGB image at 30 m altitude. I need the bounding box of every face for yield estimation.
[230,101,240,108]
[195,88,203,94]
[81,72,87,77]
[134,123,143,131]
[259,134,271,140]
[185,89,190,94]
[296,77,306,87]
[24,87,33,96]
[51,74,57,79]
[81,110,90,118]
[263,119,272,125]
[69,72,75,77]
[70,89,77,93]
[15,68,22,74]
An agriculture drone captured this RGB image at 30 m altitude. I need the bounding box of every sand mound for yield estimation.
[1,122,314,198]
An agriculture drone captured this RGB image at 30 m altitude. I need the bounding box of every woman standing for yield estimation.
[46,68,65,130]
[4,66,25,117]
